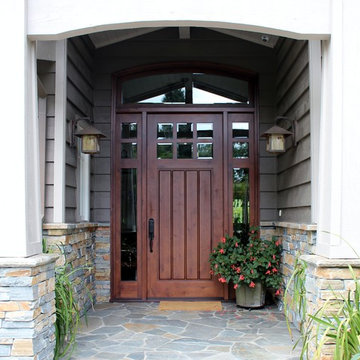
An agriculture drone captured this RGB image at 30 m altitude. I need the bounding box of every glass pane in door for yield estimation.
[121,169,137,281]
[233,168,250,242]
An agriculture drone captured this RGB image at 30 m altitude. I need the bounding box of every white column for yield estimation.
[53,40,67,223]
[0,2,41,257]
[309,40,321,224]
[316,0,360,258]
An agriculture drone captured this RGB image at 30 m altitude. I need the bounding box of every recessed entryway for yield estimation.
[111,64,259,300]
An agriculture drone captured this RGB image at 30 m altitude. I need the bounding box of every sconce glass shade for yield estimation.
[261,125,293,153]
[81,135,100,154]
[266,134,286,152]
[74,122,106,154]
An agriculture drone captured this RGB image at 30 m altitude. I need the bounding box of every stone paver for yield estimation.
[70,302,301,360]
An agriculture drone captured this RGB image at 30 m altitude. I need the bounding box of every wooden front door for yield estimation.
[146,112,224,298]
[111,107,258,300]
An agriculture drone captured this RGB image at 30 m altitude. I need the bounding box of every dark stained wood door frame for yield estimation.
[110,63,259,301]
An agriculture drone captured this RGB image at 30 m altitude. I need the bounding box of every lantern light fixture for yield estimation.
[71,116,106,154]
[260,116,296,153]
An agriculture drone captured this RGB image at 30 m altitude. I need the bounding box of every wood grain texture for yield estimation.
[159,171,172,280]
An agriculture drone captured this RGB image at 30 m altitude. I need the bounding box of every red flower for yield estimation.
[209,270,214,275]
[239,275,245,281]
[265,270,271,275]
[275,289,281,296]
[268,262,272,268]
[218,277,226,283]
[236,267,241,273]
[219,249,224,254]
[273,255,276,260]
[221,237,226,243]
[275,240,281,246]
[272,268,278,273]
[251,269,254,274]
[249,281,256,288]
[234,284,238,290]
[235,242,239,247]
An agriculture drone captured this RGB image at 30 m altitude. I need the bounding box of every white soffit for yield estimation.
[88,27,163,48]
[211,28,279,48]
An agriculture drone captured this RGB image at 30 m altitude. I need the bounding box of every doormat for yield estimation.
[159,301,222,311]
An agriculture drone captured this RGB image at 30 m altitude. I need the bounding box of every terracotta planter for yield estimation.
[235,282,265,308]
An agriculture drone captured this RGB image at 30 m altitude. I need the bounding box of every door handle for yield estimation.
[149,218,154,253]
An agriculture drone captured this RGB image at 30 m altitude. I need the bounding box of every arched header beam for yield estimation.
[28,0,330,41]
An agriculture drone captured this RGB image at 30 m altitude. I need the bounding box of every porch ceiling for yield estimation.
[88,27,279,49]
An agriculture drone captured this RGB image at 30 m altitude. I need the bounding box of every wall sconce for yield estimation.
[72,116,106,154]
[260,116,295,153]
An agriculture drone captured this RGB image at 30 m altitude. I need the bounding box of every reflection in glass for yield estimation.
[121,143,137,159]
[177,123,193,138]
[197,143,213,159]
[232,123,249,138]
[197,123,213,139]
[122,73,249,104]
[233,168,250,242]
[121,123,137,138]
[157,143,173,159]
[157,123,173,139]
[177,143,193,159]
[121,169,137,281]
[233,142,249,158]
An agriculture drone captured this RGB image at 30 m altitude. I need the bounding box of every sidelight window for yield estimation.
[121,169,137,281]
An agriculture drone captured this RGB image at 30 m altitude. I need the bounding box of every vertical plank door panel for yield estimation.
[186,171,198,279]
[172,171,185,280]
[159,171,171,280]
[199,170,212,280]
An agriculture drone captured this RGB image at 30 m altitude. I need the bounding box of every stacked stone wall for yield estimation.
[301,255,360,359]
[94,225,111,303]
[262,222,360,359]
[261,222,317,328]
[42,223,97,311]
[0,255,57,360]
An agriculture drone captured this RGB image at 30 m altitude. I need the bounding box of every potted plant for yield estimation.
[209,227,282,308]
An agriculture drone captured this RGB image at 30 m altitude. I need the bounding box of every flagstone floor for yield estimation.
[70,302,301,360]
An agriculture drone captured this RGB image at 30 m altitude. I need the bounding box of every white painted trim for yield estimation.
[25,39,42,256]
[316,0,360,258]
[27,0,331,40]
[38,97,47,221]
[77,139,90,222]
[0,1,27,256]
[53,40,67,223]
[308,40,322,224]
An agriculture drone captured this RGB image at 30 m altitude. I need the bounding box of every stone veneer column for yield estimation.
[261,222,317,327]
[94,225,111,303]
[42,223,97,310]
[0,254,58,359]
[301,255,360,359]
